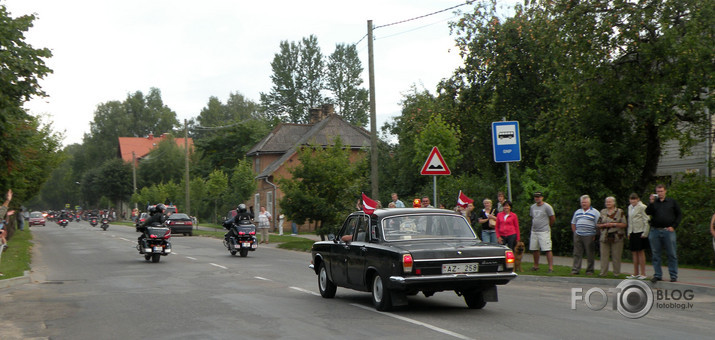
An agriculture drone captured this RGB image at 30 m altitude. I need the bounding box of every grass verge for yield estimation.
[0,230,33,279]
[515,261,630,280]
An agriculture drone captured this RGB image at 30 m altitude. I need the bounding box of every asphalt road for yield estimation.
[1,221,713,340]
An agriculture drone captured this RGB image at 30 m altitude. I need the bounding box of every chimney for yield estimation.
[309,104,335,124]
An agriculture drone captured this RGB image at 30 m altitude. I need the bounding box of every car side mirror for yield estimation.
[328,234,336,242]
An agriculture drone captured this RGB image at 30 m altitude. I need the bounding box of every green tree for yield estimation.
[99,158,133,208]
[279,138,367,238]
[137,137,186,187]
[205,169,229,223]
[326,43,369,127]
[226,158,257,210]
[297,35,324,115]
[190,92,261,139]
[192,118,271,177]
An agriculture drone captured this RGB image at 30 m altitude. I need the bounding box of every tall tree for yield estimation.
[296,35,324,115]
[137,137,186,187]
[326,43,369,126]
[260,40,301,123]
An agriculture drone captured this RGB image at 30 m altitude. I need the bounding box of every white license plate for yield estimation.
[442,262,479,274]
[175,222,184,225]
[242,242,252,248]
[234,244,241,248]
[153,246,163,253]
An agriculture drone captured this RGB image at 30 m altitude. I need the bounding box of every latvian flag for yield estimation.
[362,192,378,215]
[457,190,473,208]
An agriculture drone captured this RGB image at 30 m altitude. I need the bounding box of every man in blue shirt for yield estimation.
[571,195,599,275]
[391,193,405,208]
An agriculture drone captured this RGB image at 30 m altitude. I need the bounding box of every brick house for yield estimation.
[246,105,371,231]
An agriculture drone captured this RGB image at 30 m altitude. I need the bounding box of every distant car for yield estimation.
[29,211,46,226]
[165,213,193,236]
[310,208,517,311]
[135,212,149,232]
[165,205,178,214]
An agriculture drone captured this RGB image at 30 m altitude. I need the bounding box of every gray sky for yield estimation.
[6,0,517,145]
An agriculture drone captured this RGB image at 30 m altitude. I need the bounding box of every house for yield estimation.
[118,133,194,166]
[246,104,371,231]
[656,115,714,178]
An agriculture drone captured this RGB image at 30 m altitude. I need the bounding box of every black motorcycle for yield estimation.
[58,218,68,228]
[101,217,109,231]
[137,224,172,263]
[223,220,257,257]
[89,217,98,227]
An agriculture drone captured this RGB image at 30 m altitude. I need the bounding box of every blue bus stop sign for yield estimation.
[492,121,521,162]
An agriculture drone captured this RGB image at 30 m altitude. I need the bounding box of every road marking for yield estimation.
[290,286,320,296]
[186,257,197,260]
[210,263,228,270]
[350,303,475,340]
[119,237,131,242]
[254,276,272,282]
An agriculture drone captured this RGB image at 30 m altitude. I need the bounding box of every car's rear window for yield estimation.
[30,212,43,218]
[169,213,190,220]
[382,214,476,241]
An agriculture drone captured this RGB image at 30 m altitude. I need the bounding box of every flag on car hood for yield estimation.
[362,193,378,215]
[457,190,473,208]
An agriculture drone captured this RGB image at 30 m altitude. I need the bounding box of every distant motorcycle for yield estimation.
[223,220,257,257]
[75,214,81,222]
[101,217,109,231]
[89,217,98,227]
[137,223,172,263]
[58,218,68,228]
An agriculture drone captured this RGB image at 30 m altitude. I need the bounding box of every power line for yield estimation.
[375,14,461,41]
[374,0,475,29]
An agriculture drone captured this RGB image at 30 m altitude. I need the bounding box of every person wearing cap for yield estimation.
[529,192,555,272]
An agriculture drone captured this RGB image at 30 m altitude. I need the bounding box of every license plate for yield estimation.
[175,222,184,225]
[242,242,251,248]
[234,244,240,248]
[442,262,479,274]
[153,246,163,253]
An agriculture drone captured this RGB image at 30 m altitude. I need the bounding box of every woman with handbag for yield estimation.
[597,197,627,276]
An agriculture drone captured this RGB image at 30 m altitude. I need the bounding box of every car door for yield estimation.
[346,215,370,289]
[331,215,358,287]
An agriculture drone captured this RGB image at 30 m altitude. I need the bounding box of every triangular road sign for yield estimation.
[420,146,451,175]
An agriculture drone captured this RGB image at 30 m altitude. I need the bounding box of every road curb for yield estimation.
[515,274,715,296]
[0,270,31,290]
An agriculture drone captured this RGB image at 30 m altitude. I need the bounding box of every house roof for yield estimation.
[249,114,371,178]
[118,133,194,164]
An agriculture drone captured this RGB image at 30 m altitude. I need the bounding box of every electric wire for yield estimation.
[374,0,475,29]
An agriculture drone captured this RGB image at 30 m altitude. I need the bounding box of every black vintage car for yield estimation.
[310,208,517,311]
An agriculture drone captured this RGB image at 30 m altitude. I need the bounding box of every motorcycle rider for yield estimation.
[223,203,254,241]
[58,210,70,222]
[137,204,166,248]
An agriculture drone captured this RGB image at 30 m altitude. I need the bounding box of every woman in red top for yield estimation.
[495,200,520,251]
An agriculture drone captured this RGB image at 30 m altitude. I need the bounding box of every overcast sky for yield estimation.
[6,0,517,146]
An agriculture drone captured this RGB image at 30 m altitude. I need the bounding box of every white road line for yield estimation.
[210,263,228,270]
[186,256,197,260]
[290,286,321,296]
[119,237,131,242]
[254,276,272,282]
[350,303,475,340]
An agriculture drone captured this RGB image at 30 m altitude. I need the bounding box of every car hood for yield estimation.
[387,239,510,259]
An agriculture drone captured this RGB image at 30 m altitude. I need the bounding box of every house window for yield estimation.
[255,157,260,173]
[254,193,260,212]
[266,192,273,217]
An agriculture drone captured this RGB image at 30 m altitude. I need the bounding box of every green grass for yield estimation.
[515,261,630,279]
[0,230,33,279]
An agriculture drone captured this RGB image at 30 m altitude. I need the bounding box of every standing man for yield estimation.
[421,196,434,208]
[646,184,682,283]
[570,195,598,275]
[496,191,506,213]
[529,192,555,273]
[391,193,405,208]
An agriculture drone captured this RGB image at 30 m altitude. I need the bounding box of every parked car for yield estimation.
[165,213,193,236]
[310,208,517,311]
[29,211,46,226]
[135,212,149,232]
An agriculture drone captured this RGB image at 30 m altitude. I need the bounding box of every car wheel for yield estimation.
[463,291,487,309]
[372,274,393,311]
[318,262,337,298]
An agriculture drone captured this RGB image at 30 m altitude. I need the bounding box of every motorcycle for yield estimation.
[101,217,109,231]
[75,214,81,222]
[58,218,68,228]
[223,220,257,257]
[137,223,172,263]
[89,217,98,227]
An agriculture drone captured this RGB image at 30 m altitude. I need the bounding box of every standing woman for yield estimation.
[627,193,650,279]
[495,201,520,251]
[597,197,627,276]
[477,199,498,243]
[256,206,272,244]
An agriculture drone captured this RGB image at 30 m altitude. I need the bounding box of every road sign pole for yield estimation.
[433,176,437,208]
[506,163,512,202]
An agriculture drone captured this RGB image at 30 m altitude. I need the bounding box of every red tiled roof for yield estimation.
[118,134,193,165]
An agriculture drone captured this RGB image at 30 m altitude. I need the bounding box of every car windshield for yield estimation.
[169,213,190,220]
[30,212,43,218]
[381,214,476,241]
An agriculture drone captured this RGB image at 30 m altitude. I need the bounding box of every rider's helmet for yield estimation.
[155,203,166,214]
[237,203,247,213]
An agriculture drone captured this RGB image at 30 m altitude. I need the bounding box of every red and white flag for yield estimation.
[457,190,473,208]
[362,192,378,215]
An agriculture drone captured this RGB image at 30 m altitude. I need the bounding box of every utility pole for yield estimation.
[184,119,190,217]
[367,19,379,200]
[132,151,137,210]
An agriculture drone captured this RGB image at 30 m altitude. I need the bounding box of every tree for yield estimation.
[296,35,324,115]
[227,158,257,209]
[205,169,229,223]
[190,92,262,139]
[99,158,133,207]
[0,5,62,203]
[260,40,301,123]
[279,138,367,238]
[326,43,369,126]
[137,137,186,187]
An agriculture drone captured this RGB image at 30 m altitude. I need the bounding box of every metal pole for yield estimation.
[434,176,439,207]
[506,163,512,202]
[184,119,190,218]
[367,19,379,200]
[132,151,137,211]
